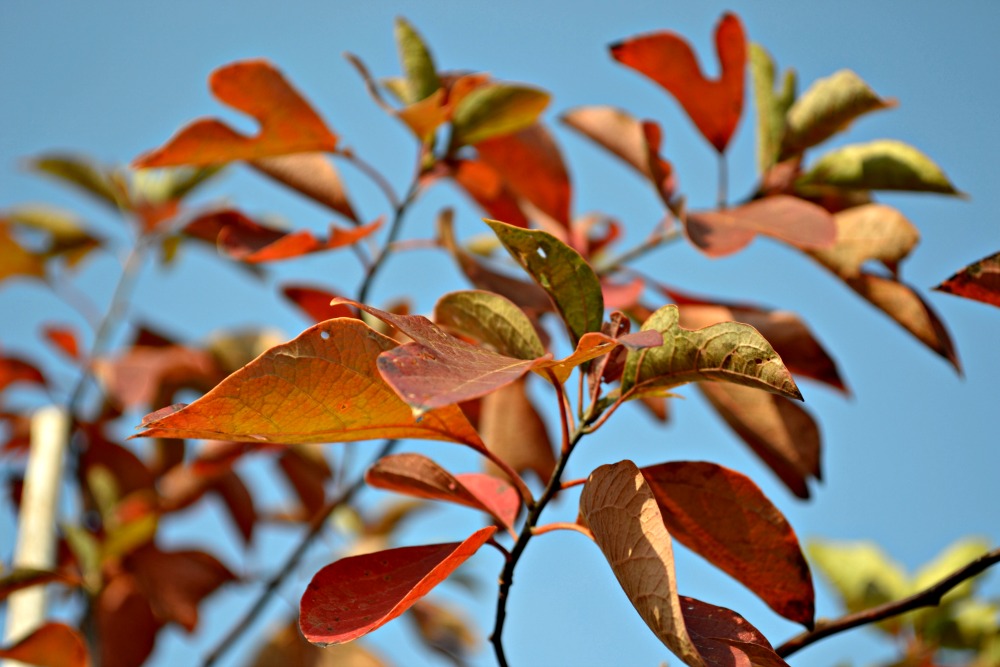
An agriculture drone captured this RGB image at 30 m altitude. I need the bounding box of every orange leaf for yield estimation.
[134,59,337,168]
[365,453,520,531]
[300,526,496,645]
[133,318,485,449]
[680,597,789,667]
[42,324,82,362]
[611,14,746,153]
[479,376,555,484]
[0,353,46,395]
[0,622,90,667]
[641,462,814,626]
[447,159,530,228]
[251,153,358,223]
[281,284,358,323]
[935,250,1000,309]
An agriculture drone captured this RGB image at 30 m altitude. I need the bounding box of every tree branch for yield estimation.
[777,546,1000,658]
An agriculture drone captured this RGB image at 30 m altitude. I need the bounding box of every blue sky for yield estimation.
[2,2,999,666]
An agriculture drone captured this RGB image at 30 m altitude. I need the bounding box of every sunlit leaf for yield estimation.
[782,69,895,157]
[134,318,485,448]
[621,305,802,401]
[0,222,47,283]
[478,376,555,483]
[580,460,705,666]
[680,597,789,667]
[251,153,359,223]
[798,140,963,195]
[910,538,992,603]
[641,461,814,625]
[535,331,657,385]
[0,622,90,667]
[685,195,835,258]
[749,44,796,173]
[611,13,746,153]
[281,284,358,323]
[433,290,545,360]
[395,17,440,103]
[300,526,497,645]
[935,250,1000,309]
[486,219,604,345]
[809,203,920,279]
[449,84,550,148]
[134,59,337,167]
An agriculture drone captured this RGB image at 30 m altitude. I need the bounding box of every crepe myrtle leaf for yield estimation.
[809,203,920,280]
[300,526,496,645]
[935,250,1000,309]
[479,375,556,484]
[251,153,359,223]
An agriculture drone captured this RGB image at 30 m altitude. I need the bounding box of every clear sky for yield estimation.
[1,2,999,666]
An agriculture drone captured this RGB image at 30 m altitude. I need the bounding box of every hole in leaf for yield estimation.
[320,330,330,340]
[537,247,547,259]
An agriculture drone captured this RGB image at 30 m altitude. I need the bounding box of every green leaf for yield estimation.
[620,305,802,401]
[30,154,124,209]
[782,70,895,157]
[450,84,550,148]
[749,43,796,173]
[485,219,603,345]
[798,140,963,195]
[394,17,440,103]
[133,166,224,204]
[911,538,992,603]
[434,290,545,360]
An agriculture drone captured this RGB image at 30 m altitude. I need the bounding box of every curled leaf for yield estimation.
[251,153,358,223]
[749,44,796,174]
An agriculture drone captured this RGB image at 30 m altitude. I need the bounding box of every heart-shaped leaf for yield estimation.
[134,60,337,168]
[680,597,789,667]
[580,460,705,666]
[611,13,746,153]
[641,461,814,625]
[809,203,920,279]
[0,622,90,667]
[798,140,963,195]
[365,453,519,531]
[433,290,545,360]
[133,318,485,449]
[621,305,802,401]
[486,219,604,345]
[300,526,496,645]
[749,44,796,174]
[935,250,1000,309]
[449,84,550,148]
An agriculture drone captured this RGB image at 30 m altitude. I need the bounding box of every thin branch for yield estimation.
[594,222,681,275]
[717,153,728,210]
[357,178,421,305]
[777,547,1000,658]
[201,439,398,667]
[546,369,572,457]
[559,477,587,491]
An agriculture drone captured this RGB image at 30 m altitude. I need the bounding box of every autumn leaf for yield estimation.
[0,353,46,395]
[808,541,909,631]
[935,250,1000,309]
[251,153,359,223]
[684,195,836,258]
[447,159,531,228]
[394,17,441,103]
[300,526,497,645]
[620,305,802,402]
[134,59,337,168]
[433,290,546,360]
[809,203,920,279]
[640,461,814,625]
[277,446,334,516]
[30,154,124,209]
[0,221,47,283]
[580,460,705,666]
[611,13,746,153]
[407,599,479,666]
[749,44,796,174]
[680,597,789,667]
[133,318,485,449]
[0,568,81,602]
[449,83,550,148]
[478,376,555,484]
[0,622,90,667]
[42,325,82,362]
[282,284,358,323]
[7,206,104,269]
[95,574,158,667]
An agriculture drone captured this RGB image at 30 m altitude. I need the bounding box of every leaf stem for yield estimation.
[717,153,729,210]
[531,522,593,539]
[594,222,681,275]
[777,546,1000,658]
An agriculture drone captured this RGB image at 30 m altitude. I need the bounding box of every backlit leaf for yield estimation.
[433,290,545,360]
[42,325,82,362]
[935,250,1000,309]
[782,70,895,157]
[798,140,963,195]
[300,526,497,645]
[133,318,485,448]
[621,305,802,401]
[749,44,796,173]
[685,195,835,258]
[281,284,358,323]
[395,17,441,103]
[580,460,705,666]
[408,599,479,666]
[641,461,814,625]
[134,59,337,168]
[30,154,123,209]
[809,203,920,279]
[680,597,789,667]
[486,219,604,345]
[365,453,519,530]
[808,541,909,620]
[0,222,46,283]
[611,13,746,153]
[698,382,821,499]
[910,538,992,603]
[478,376,555,483]
[0,622,90,667]
[250,619,388,667]
[534,331,650,385]
[450,84,550,148]
[447,159,530,228]
[251,153,358,223]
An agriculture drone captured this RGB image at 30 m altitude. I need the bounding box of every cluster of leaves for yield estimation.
[2,12,998,667]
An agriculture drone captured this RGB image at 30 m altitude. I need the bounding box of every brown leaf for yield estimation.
[0,622,90,667]
[133,318,486,449]
[0,569,82,602]
[611,14,746,153]
[681,597,789,667]
[699,383,821,499]
[365,453,520,531]
[580,460,705,666]
[640,462,814,626]
[96,574,159,667]
[408,599,479,666]
[685,196,836,258]
[0,221,48,283]
[134,59,337,167]
[93,344,222,411]
[479,376,555,483]
[43,325,82,362]
[251,153,358,223]
[281,284,358,323]
[935,250,1000,309]
[809,204,920,279]
[250,619,388,667]
[212,471,257,544]
[0,353,46,395]
[300,526,496,645]
[278,446,333,516]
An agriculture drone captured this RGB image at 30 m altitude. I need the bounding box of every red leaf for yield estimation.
[681,597,789,667]
[282,284,358,323]
[447,159,530,228]
[278,446,332,516]
[134,60,337,168]
[611,14,747,153]
[300,526,496,645]
[212,471,257,545]
[0,353,46,395]
[96,574,158,667]
[42,325,82,361]
[0,622,90,667]
[641,462,814,626]
[935,250,1000,309]
[92,344,222,411]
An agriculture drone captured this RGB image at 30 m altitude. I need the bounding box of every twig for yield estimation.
[777,546,1000,658]
[531,522,593,540]
[357,178,421,305]
[201,439,398,667]
[717,153,728,210]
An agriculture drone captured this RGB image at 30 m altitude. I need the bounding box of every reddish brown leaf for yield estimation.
[251,153,358,223]
[0,353,46,395]
[810,204,919,279]
[212,471,257,544]
[685,196,836,258]
[580,460,705,666]
[42,325,82,362]
[698,383,821,499]
[282,284,358,323]
[935,250,1000,309]
[278,446,333,516]
[134,60,337,168]
[93,344,222,411]
[133,318,486,449]
[365,453,519,531]
[641,462,814,625]
[447,159,530,228]
[479,376,555,483]
[250,619,389,667]
[611,14,747,153]
[300,526,497,645]
[408,599,479,665]
[80,437,155,499]
[0,622,90,667]
[96,574,158,667]
[680,597,788,667]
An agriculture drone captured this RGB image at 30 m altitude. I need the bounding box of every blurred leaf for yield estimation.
[749,43,796,173]
[0,353,46,395]
[447,159,530,228]
[134,59,337,167]
[479,376,555,484]
[450,84,550,148]
[278,446,333,517]
[0,622,90,667]
[798,140,963,195]
[251,153,359,223]
[434,290,545,360]
[8,206,103,268]
[408,599,479,667]
[281,284,358,323]
[30,154,123,209]
[250,619,388,667]
[42,324,82,362]
[93,343,222,411]
[95,573,158,667]
[911,538,992,603]
[809,203,920,279]
[935,250,1000,309]
[300,527,497,645]
[0,568,81,602]
[610,13,746,153]
[0,222,47,283]
[395,17,440,103]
